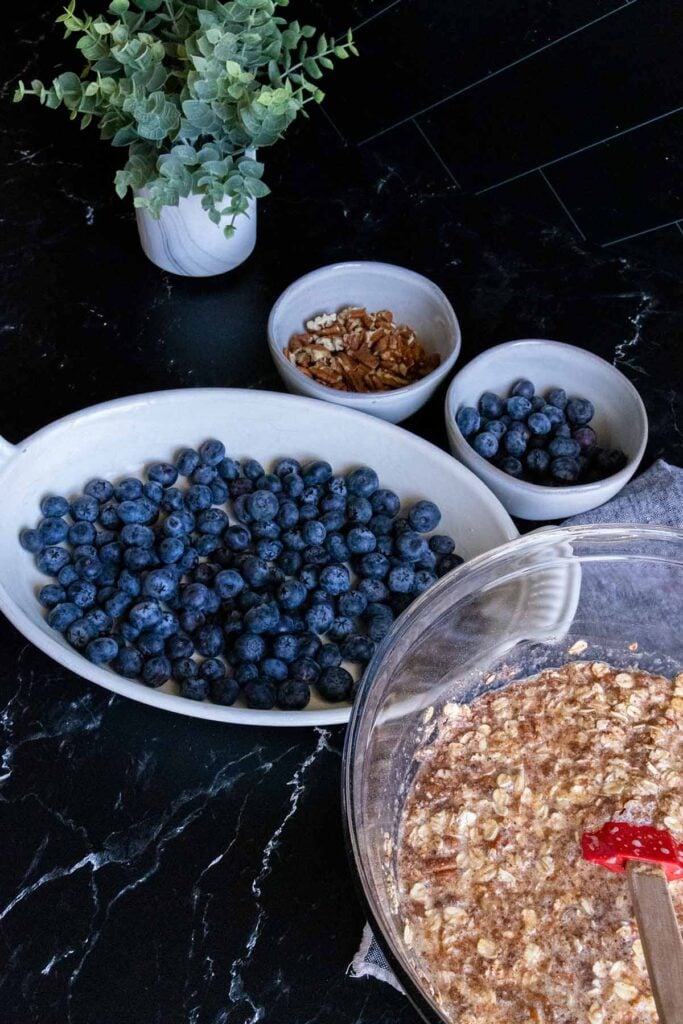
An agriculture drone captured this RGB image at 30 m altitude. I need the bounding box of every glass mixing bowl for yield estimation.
[342,524,683,1022]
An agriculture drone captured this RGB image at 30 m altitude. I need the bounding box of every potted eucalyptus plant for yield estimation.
[15,0,357,276]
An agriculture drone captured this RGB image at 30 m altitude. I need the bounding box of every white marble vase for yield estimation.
[135,190,257,277]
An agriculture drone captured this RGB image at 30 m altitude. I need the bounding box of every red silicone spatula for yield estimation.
[582,822,683,1024]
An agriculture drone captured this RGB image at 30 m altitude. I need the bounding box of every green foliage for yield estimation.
[15,0,357,235]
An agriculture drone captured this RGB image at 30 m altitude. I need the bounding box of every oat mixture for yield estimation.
[398,662,683,1024]
[284,306,440,392]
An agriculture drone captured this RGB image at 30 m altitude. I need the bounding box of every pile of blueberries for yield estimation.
[20,440,461,711]
[456,380,627,484]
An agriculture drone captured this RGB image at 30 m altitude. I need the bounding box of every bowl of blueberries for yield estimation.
[445,339,648,519]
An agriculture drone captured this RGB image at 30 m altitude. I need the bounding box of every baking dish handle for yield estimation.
[0,436,15,468]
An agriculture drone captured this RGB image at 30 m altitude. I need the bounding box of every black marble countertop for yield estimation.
[1,6,682,1024]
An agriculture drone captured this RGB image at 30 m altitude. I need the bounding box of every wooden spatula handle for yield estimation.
[627,861,683,1024]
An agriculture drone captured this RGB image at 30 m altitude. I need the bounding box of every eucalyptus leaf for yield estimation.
[15,0,358,223]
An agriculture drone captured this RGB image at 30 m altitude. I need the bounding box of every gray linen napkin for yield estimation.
[350,459,683,990]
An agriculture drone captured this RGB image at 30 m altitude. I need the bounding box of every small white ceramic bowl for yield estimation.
[445,339,648,520]
[267,261,461,423]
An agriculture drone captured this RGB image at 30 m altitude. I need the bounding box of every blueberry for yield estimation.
[319,511,344,533]
[499,456,524,478]
[70,495,100,523]
[503,431,527,457]
[197,438,225,466]
[326,476,348,500]
[343,527,374,557]
[540,405,565,429]
[113,647,143,679]
[526,448,551,477]
[179,609,205,634]
[299,520,324,548]
[358,578,388,603]
[118,499,156,525]
[302,460,332,485]
[407,500,441,534]
[229,477,253,499]
[429,535,455,556]
[235,663,258,686]
[277,500,299,530]
[437,553,464,576]
[255,473,282,494]
[120,621,141,642]
[278,551,302,576]
[548,437,581,459]
[123,547,152,572]
[244,680,276,709]
[167,634,195,659]
[233,633,266,662]
[485,419,508,440]
[181,583,210,611]
[100,542,124,565]
[105,590,133,618]
[201,658,227,682]
[67,617,97,650]
[395,531,427,562]
[40,495,69,518]
[198,509,229,537]
[566,398,594,425]
[318,644,342,672]
[241,556,270,588]
[217,456,240,481]
[367,490,398,518]
[179,675,208,700]
[144,481,164,504]
[224,525,252,552]
[98,505,120,529]
[39,517,68,545]
[340,635,375,663]
[116,478,144,502]
[185,484,212,512]
[328,616,354,641]
[274,457,301,478]
[478,391,504,419]
[546,387,568,410]
[241,458,265,481]
[413,570,438,594]
[276,680,310,710]
[192,464,217,485]
[346,466,379,500]
[251,522,280,542]
[139,635,168,660]
[296,632,321,659]
[86,636,119,665]
[84,608,112,635]
[527,412,552,436]
[573,426,597,451]
[20,528,45,554]
[39,583,66,608]
[455,406,481,437]
[120,524,153,549]
[67,578,98,609]
[210,677,240,706]
[282,530,306,552]
[290,657,320,683]
[347,497,374,526]
[147,462,178,487]
[388,565,415,593]
[252,659,285,687]
[366,608,394,642]
[553,423,572,439]
[212,569,243,600]
[194,624,224,656]
[472,431,499,460]
[505,396,532,421]
[531,395,545,412]
[37,546,71,575]
[173,656,198,682]
[511,379,535,399]
[99,564,119,587]
[48,602,82,632]
[130,600,163,630]
[283,472,305,499]
[244,603,279,634]
[305,601,335,634]
[272,634,299,663]
[274,579,305,612]
[325,533,349,562]
[319,563,351,596]
[298,503,319,523]
[118,570,142,598]
[245,490,279,523]
[176,449,200,476]
[594,448,627,476]
[158,537,185,564]
[551,457,581,483]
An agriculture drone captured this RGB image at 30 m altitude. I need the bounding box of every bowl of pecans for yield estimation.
[267,261,461,422]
